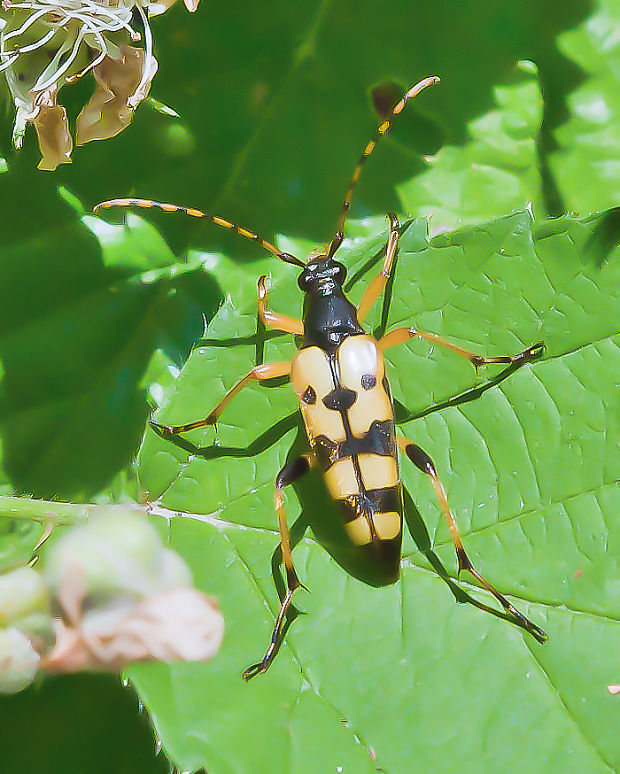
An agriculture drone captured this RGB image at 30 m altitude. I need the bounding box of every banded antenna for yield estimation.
[92,198,306,268]
[327,75,440,258]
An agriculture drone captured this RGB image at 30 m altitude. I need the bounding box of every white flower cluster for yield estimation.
[0,508,223,693]
[0,0,198,169]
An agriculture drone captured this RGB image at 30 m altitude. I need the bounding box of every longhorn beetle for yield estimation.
[95,75,547,679]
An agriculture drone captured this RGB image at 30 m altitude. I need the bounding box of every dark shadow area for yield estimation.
[394,347,546,425]
[400,488,542,637]
[582,207,620,267]
[371,80,446,157]
[151,411,300,460]
[343,219,412,293]
[196,331,285,349]
[0,1,593,258]
[344,218,408,342]
[0,673,167,774]
[0,220,221,500]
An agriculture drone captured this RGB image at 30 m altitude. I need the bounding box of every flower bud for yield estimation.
[0,626,41,694]
[0,566,49,627]
[44,508,173,604]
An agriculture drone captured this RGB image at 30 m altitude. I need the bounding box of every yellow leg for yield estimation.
[397,437,547,643]
[151,360,292,434]
[257,275,304,336]
[243,455,313,680]
[380,328,544,371]
[357,213,400,323]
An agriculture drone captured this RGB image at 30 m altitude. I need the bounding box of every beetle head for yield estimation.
[298,251,347,295]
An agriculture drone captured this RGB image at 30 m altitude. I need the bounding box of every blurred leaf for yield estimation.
[82,213,177,273]
[0,0,590,250]
[0,211,221,500]
[550,0,620,214]
[133,211,620,773]
[0,517,42,573]
[0,674,168,774]
[398,61,544,233]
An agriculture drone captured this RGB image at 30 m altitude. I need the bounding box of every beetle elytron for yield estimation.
[95,76,547,678]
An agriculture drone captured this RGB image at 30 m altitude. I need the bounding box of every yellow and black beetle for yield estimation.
[95,76,547,679]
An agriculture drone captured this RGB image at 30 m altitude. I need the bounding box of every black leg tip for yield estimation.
[517,341,545,364]
[510,607,548,644]
[529,622,548,645]
[528,341,546,359]
[242,662,266,682]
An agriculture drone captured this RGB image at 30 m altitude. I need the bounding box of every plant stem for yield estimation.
[0,496,137,526]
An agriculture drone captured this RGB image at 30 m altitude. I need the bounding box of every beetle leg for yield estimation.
[243,455,313,680]
[379,328,544,371]
[357,213,400,323]
[151,360,291,434]
[397,437,547,644]
[257,275,304,336]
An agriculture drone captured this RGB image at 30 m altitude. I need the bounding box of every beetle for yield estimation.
[95,75,547,679]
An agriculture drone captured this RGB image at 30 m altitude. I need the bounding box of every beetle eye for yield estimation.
[298,271,310,291]
[333,262,347,286]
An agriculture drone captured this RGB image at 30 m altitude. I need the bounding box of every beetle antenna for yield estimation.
[327,75,440,258]
[93,198,306,268]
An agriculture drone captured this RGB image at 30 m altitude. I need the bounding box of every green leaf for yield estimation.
[550,0,620,213]
[0,1,591,248]
[0,517,41,573]
[398,61,544,232]
[0,213,221,500]
[134,212,620,773]
[0,673,169,774]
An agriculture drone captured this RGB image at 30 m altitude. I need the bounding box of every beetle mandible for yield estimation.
[95,76,547,679]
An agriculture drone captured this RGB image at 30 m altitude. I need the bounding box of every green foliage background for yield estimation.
[1,0,619,772]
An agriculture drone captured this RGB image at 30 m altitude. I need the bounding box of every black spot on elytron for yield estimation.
[365,419,396,456]
[361,373,376,390]
[302,385,317,405]
[361,537,401,582]
[313,435,339,470]
[313,419,396,471]
[340,487,401,523]
[323,386,357,412]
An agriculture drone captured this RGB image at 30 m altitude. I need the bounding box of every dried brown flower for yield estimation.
[0,0,198,169]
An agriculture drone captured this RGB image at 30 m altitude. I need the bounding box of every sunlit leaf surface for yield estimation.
[0,2,612,771]
[398,61,544,233]
[551,0,620,214]
[133,211,620,773]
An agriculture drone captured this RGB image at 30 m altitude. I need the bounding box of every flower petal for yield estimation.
[76,45,158,145]
[146,0,199,16]
[33,98,73,170]
[42,589,224,671]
